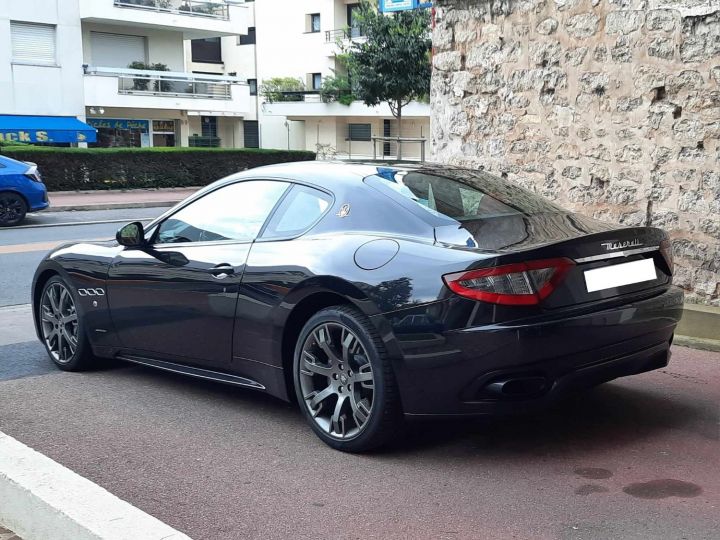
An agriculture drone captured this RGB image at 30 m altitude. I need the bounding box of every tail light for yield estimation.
[24,165,43,183]
[443,258,575,306]
[659,239,674,274]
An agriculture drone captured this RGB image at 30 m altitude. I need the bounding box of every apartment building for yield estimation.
[253,0,431,159]
[2,0,429,156]
[1,0,253,148]
[194,0,430,158]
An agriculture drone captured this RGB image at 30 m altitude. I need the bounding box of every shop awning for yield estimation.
[0,115,97,144]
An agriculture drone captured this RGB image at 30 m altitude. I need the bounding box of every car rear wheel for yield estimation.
[294,306,403,452]
[0,192,27,227]
[39,276,94,371]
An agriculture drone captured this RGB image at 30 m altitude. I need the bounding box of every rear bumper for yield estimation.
[21,179,50,212]
[30,200,50,212]
[386,286,684,416]
[28,183,50,212]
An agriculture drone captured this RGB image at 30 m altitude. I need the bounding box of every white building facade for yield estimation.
[251,0,431,159]
[1,0,253,148]
[183,0,431,157]
[2,0,429,156]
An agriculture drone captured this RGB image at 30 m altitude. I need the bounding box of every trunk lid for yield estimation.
[436,213,672,309]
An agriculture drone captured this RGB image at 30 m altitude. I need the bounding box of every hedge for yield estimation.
[0,147,316,191]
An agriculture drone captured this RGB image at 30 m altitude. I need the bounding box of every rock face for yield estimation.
[432,0,720,306]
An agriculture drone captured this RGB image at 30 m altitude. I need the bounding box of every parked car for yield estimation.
[31,162,683,452]
[0,154,49,226]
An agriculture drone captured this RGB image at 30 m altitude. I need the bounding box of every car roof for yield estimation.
[233,160,459,186]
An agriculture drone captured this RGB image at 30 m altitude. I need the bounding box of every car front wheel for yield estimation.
[0,192,28,227]
[39,276,94,371]
[294,305,403,452]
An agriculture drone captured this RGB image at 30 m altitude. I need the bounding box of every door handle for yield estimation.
[209,264,235,279]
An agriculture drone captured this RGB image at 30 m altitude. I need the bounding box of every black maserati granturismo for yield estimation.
[32,162,683,451]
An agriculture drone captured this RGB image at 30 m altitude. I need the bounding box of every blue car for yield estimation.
[0,154,49,226]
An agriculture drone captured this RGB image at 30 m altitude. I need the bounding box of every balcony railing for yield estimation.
[325,27,365,43]
[113,0,230,20]
[265,91,324,103]
[85,66,243,99]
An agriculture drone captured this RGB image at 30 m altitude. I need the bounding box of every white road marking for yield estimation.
[0,238,109,255]
[0,431,193,540]
[7,218,154,230]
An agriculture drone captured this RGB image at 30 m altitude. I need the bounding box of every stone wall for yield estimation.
[431,0,720,305]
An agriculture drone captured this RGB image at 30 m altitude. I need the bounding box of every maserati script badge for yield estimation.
[601,239,643,251]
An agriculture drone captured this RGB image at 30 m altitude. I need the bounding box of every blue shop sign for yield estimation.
[0,115,97,144]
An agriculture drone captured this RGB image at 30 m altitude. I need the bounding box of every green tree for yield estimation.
[344,1,431,159]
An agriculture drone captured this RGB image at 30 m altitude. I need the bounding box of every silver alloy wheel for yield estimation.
[40,282,79,363]
[299,322,375,439]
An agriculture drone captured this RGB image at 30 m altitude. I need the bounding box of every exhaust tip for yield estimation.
[484,375,548,399]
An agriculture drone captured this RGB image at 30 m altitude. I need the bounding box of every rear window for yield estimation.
[369,168,563,221]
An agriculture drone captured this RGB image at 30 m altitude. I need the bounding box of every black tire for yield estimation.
[38,276,94,371]
[293,305,403,452]
[0,192,28,227]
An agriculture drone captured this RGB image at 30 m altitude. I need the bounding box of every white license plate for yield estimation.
[584,258,657,293]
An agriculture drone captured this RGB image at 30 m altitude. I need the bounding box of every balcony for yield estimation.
[324,28,366,56]
[262,92,430,118]
[114,0,230,20]
[79,0,249,39]
[84,67,250,113]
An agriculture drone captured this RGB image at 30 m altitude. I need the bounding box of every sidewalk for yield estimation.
[45,187,201,212]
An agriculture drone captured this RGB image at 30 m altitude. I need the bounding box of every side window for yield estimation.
[155,180,289,244]
[261,184,332,239]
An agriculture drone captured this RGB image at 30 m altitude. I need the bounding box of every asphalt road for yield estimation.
[0,208,718,539]
[0,207,165,307]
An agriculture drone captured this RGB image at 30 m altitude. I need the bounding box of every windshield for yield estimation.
[371,168,564,221]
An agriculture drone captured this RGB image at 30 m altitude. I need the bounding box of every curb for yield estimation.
[48,188,201,196]
[674,335,720,353]
[48,201,181,212]
[676,303,720,342]
[0,431,192,540]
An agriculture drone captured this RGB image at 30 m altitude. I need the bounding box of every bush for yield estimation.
[319,75,355,106]
[0,147,316,191]
[261,77,306,103]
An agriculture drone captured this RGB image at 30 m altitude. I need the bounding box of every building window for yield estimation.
[307,13,321,33]
[244,121,259,148]
[348,123,372,142]
[347,4,363,38]
[310,73,322,90]
[88,118,150,148]
[239,27,256,45]
[189,116,220,147]
[201,116,218,138]
[152,120,176,147]
[91,32,147,68]
[191,37,222,64]
[248,79,257,96]
[11,22,56,65]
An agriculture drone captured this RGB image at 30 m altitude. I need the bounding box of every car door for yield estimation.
[107,179,291,369]
[232,183,334,370]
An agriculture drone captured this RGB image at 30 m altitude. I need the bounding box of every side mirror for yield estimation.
[116,221,146,248]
